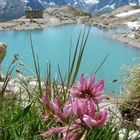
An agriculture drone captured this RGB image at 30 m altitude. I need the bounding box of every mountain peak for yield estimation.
[0,0,140,21]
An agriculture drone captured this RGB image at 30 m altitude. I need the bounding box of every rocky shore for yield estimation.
[0,6,128,31]
[0,5,139,31]
[0,5,140,48]
[85,6,140,29]
[0,6,90,31]
[112,29,140,48]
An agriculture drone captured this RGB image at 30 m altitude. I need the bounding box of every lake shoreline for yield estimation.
[0,19,76,31]
[0,6,140,49]
[111,30,140,49]
[0,20,140,49]
[1,20,140,49]
[112,34,140,49]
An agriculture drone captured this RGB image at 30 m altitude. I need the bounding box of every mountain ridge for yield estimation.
[0,0,139,21]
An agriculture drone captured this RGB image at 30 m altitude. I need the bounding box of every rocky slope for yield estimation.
[85,5,140,29]
[90,0,140,15]
[0,6,90,30]
[0,5,139,30]
[112,28,140,48]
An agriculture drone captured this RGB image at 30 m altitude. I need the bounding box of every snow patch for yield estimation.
[129,2,137,6]
[125,21,140,29]
[21,0,28,3]
[116,9,140,17]
[110,4,115,9]
[74,1,78,5]
[49,2,56,6]
[84,0,99,4]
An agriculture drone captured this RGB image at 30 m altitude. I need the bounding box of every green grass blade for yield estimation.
[94,52,110,74]
[10,103,32,124]
[68,37,72,76]
[66,31,82,89]
[71,27,90,85]
[29,34,43,97]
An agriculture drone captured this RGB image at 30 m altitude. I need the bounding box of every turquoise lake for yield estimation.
[0,24,140,95]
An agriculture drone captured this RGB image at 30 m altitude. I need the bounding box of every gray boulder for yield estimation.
[0,42,7,80]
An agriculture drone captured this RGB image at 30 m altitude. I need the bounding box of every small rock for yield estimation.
[0,42,7,80]
[127,33,135,39]
[136,118,140,127]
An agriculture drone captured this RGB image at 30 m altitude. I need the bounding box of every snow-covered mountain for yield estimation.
[0,0,26,21]
[0,0,140,21]
[89,0,140,15]
[22,0,140,13]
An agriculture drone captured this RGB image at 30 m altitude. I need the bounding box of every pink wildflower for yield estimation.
[41,127,67,137]
[51,97,73,120]
[72,98,89,116]
[41,74,108,139]
[61,129,82,140]
[72,98,108,129]
[41,96,49,106]
[83,115,97,128]
[42,114,49,121]
[72,98,95,117]
[70,74,104,103]
[63,103,73,119]
[41,124,80,140]
[95,109,109,126]
[41,96,51,110]
[51,97,63,119]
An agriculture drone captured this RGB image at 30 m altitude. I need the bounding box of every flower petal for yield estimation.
[96,109,108,126]
[70,87,81,97]
[83,115,97,129]
[88,99,95,117]
[42,114,49,121]
[95,95,104,103]
[72,99,78,115]
[77,99,83,117]
[41,127,67,137]
[74,119,82,125]
[63,103,72,118]
[87,74,95,90]
[63,131,78,140]
[76,74,86,91]
[81,98,88,114]
[95,80,104,95]
[51,98,63,118]
[41,96,50,106]
[41,96,52,109]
